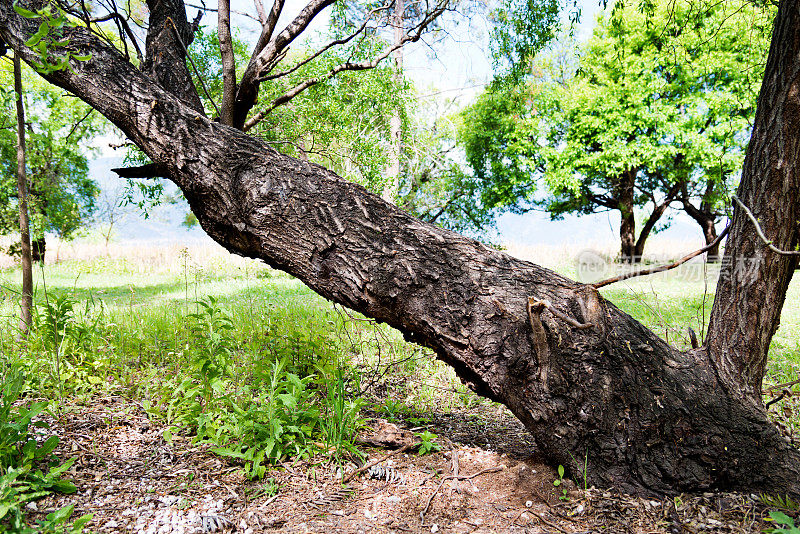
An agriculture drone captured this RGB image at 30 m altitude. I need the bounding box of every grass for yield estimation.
[0,236,799,526]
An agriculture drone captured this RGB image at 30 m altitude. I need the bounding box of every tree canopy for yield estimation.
[0,60,104,258]
[461,0,773,260]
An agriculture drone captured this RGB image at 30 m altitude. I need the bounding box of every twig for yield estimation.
[529,297,593,330]
[521,509,570,533]
[767,378,800,390]
[765,390,788,409]
[732,195,800,256]
[342,442,415,483]
[419,467,504,524]
[592,225,731,288]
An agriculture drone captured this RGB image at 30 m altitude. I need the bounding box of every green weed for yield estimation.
[0,365,90,532]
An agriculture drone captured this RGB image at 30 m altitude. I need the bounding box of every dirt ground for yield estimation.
[28,396,781,534]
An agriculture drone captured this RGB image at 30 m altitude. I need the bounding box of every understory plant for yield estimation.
[148,297,365,479]
[0,364,91,532]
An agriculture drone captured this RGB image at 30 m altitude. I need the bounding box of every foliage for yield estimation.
[415,430,441,456]
[12,2,92,74]
[552,464,568,501]
[142,296,364,479]
[0,365,91,532]
[765,511,800,534]
[489,0,564,81]
[462,0,773,254]
[0,60,103,249]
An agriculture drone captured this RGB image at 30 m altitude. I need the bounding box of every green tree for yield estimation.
[0,61,104,261]
[462,0,773,261]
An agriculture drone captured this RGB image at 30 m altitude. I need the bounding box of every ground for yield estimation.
[28,397,778,534]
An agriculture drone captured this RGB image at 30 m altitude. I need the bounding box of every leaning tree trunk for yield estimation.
[682,200,720,261]
[2,0,799,497]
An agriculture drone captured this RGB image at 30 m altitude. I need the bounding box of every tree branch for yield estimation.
[142,0,204,113]
[243,6,444,132]
[259,4,392,82]
[165,16,220,117]
[111,162,169,178]
[232,0,332,128]
[252,0,267,25]
[732,195,800,256]
[592,226,731,288]
[83,9,144,65]
[217,0,236,125]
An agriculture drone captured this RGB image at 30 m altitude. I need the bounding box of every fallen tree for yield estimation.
[1,0,799,497]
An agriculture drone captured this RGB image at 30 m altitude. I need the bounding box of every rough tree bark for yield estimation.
[2,0,799,497]
[706,0,800,402]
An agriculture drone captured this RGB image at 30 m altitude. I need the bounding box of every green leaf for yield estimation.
[70,514,94,533]
[37,435,60,457]
[13,3,41,18]
[46,503,75,523]
[48,479,77,493]
[769,511,796,527]
[25,20,51,47]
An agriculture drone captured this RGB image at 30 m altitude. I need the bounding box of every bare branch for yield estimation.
[253,0,335,72]
[732,195,800,256]
[218,0,237,125]
[253,0,267,25]
[260,4,392,82]
[592,226,732,289]
[232,0,335,128]
[85,10,144,65]
[65,108,94,141]
[243,5,445,131]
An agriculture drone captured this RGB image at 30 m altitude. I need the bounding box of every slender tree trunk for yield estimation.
[382,0,403,203]
[706,0,800,401]
[681,197,720,261]
[633,196,676,259]
[217,0,236,125]
[13,51,32,335]
[701,218,719,260]
[31,236,45,263]
[617,169,638,263]
[3,0,800,497]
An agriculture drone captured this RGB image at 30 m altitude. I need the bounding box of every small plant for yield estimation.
[553,465,569,501]
[319,365,365,462]
[415,430,441,455]
[761,494,800,513]
[377,397,408,422]
[212,358,320,479]
[1,365,90,531]
[764,511,800,534]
